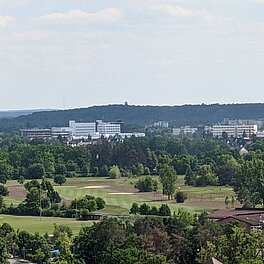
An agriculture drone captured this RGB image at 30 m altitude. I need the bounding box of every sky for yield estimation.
[0,0,264,110]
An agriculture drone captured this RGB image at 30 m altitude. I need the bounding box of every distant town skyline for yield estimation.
[0,0,264,110]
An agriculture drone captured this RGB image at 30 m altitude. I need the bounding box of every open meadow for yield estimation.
[2,176,237,234]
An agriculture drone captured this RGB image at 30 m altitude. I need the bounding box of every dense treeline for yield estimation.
[0,213,263,264]
[1,103,264,131]
[2,135,264,208]
[0,135,234,184]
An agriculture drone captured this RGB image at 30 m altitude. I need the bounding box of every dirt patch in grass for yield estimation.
[7,184,26,200]
[108,192,135,195]
[84,185,110,189]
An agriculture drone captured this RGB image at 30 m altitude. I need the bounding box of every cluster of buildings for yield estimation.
[20,120,145,141]
[173,124,259,138]
[151,118,264,138]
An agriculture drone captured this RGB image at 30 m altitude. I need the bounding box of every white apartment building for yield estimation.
[153,121,169,128]
[96,120,121,135]
[69,121,96,138]
[172,128,182,136]
[212,125,258,138]
[182,126,198,134]
[173,126,198,136]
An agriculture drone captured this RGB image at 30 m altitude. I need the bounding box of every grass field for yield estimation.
[0,215,93,234]
[3,176,237,233]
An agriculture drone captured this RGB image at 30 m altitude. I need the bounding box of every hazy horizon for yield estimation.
[1,0,264,109]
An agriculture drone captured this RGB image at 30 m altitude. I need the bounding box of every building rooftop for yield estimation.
[208,208,264,220]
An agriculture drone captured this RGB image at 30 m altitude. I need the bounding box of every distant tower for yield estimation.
[124,101,128,106]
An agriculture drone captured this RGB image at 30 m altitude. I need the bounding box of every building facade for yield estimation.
[173,126,198,136]
[51,127,73,139]
[212,125,257,138]
[69,121,96,138]
[20,129,52,138]
[96,120,121,136]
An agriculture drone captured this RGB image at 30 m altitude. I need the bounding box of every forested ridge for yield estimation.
[1,103,264,131]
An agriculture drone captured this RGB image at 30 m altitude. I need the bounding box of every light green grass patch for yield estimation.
[0,214,93,235]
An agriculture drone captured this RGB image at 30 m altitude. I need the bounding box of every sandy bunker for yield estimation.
[84,185,110,189]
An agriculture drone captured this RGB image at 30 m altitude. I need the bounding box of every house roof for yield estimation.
[204,257,223,264]
[208,208,264,220]
[225,214,264,226]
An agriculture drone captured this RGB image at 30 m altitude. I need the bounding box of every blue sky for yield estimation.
[0,0,264,109]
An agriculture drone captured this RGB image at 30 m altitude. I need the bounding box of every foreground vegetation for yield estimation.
[0,214,263,264]
[0,134,263,263]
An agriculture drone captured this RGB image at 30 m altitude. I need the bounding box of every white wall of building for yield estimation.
[212,125,258,137]
[96,120,121,135]
[173,126,198,136]
[69,121,96,138]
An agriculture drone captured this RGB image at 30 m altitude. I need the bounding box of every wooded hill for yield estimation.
[1,103,264,131]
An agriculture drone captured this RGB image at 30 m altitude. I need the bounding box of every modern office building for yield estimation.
[212,125,258,138]
[21,120,123,140]
[51,127,73,139]
[69,121,96,138]
[20,129,52,138]
[96,120,121,135]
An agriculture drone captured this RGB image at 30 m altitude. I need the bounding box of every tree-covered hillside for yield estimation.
[1,103,264,131]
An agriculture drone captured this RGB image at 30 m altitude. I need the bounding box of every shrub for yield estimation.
[175,191,187,203]
[109,165,121,179]
[54,175,66,186]
[135,177,158,192]
[130,203,139,214]
[0,185,9,196]
[158,204,171,216]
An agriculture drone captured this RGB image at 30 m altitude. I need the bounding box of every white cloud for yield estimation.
[0,15,15,28]
[0,0,31,8]
[12,29,56,41]
[150,4,193,17]
[149,4,237,24]
[34,8,123,25]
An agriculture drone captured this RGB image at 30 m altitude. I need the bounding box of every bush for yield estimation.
[130,203,171,216]
[0,176,7,184]
[95,197,106,210]
[139,203,151,215]
[54,175,66,185]
[175,191,187,203]
[135,177,158,192]
[130,203,139,214]
[109,165,121,179]
[158,204,171,216]
[0,185,9,196]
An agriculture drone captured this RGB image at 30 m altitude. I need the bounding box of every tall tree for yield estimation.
[234,158,264,207]
[159,164,177,200]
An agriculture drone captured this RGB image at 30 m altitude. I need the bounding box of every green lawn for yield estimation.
[0,214,93,234]
[4,176,236,234]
